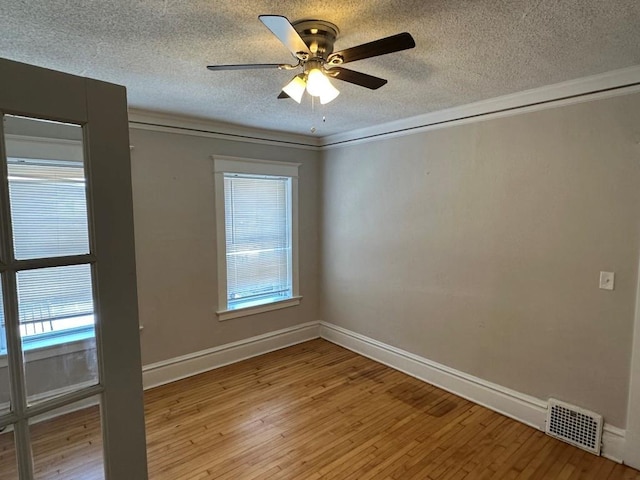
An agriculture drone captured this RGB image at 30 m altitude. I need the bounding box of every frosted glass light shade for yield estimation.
[305,69,326,96]
[306,69,340,104]
[282,75,306,104]
[319,82,340,104]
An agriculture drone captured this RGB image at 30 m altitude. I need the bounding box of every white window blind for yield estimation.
[8,159,89,259]
[0,158,95,347]
[224,173,292,310]
[16,264,94,335]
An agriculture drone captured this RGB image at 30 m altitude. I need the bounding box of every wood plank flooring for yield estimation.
[1,339,639,479]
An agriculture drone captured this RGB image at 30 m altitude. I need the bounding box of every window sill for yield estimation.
[216,296,302,321]
[0,330,95,367]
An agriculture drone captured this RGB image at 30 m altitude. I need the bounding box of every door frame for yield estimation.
[0,58,148,479]
[626,258,640,469]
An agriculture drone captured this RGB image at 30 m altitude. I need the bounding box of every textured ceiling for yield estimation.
[1,1,640,137]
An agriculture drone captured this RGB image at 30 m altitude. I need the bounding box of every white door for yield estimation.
[0,58,148,478]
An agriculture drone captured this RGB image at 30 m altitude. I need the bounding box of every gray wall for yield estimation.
[0,124,321,406]
[5,91,639,432]
[129,128,321,365]
[320,93,640,428]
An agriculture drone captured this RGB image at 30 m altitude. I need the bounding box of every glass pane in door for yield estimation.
[4,115,89,260]
[0,281,10,416]
[0,429,18,480]
[30,397,104,480]
[17,265,98,405]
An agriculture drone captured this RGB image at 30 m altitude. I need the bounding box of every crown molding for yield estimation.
[320,64,640,148]
[126,65,640,151]
[127,109,321,150]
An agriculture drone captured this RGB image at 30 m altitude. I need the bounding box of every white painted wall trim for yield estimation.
[604,425,627,465]
[141,321,320,390]
[624,253,640,469]
[321,65,640,148]
[128,109,320,150]
[127,66,640,152]
[319,321,627,463]
[211,155,301,321]
[101,318,629,462]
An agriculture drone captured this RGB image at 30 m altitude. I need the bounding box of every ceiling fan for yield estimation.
[206,15,416,105]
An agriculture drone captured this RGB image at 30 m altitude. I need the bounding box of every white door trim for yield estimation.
[624,257,640,468]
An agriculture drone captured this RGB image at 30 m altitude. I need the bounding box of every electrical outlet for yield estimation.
[599,271,615,290]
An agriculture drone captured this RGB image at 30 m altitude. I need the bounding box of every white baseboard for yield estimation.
[7,320,626,464]
[603,425,626,464]
[141,321,320,390]
[319,321,626,463]
[4,320,626,464]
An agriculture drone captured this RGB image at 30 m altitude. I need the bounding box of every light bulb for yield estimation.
[306,68,340,104]
[306,69,328,96]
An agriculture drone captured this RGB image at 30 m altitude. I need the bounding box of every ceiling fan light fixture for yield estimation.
[207,16,416,107]
[319,82,340,104]
[305,68,336,98]
[282,75,306,103]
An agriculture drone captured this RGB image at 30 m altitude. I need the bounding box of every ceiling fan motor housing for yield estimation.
[292,19,340,63]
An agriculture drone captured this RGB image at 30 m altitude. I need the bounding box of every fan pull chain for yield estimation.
[310,96,316,133]
[309,99,329,134]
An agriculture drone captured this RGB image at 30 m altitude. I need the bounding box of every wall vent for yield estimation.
[546,399,603,455]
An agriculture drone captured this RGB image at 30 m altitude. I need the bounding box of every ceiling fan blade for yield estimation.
[207,63,289,71]
[328,32,415,64]
[278,91,290,99]
[259,15,311,58]
[328,67,388,89]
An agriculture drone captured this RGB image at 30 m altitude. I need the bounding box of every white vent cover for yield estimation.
[546,399,603,455]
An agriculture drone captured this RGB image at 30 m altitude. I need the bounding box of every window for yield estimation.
[214,156,301,320]
[0,132,94,356]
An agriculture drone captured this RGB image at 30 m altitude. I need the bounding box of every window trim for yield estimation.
[212,155,301,321]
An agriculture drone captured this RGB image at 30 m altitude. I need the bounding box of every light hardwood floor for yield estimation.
[1,339,639,479]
